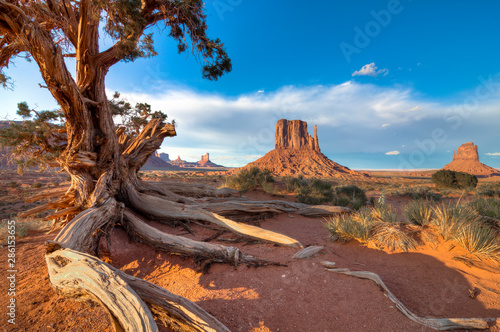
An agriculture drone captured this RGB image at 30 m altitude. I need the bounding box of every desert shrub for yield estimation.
[326,206,374,243]
[7,181,18,188]
[0,218,51,244]
[432,170,478,190]
[335,185,367,209]
[468,197,500,220]
[432,203,481,241]
[388,185,441,201]
[371,224,417,252]
[403,199,434,226]
[372,202,398,223]
[51,181,60,187]
[224,167,274,193]
[31,182,43,188]
[284,175,335,204]
[454,222,499,261]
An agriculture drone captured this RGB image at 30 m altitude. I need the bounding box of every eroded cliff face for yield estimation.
[452,142,479,161]
[274,119,320,152]
[444,142,499,177]
[244,119,367,178]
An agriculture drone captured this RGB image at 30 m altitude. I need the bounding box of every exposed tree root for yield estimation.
[46,246,230,332]
[324,264,495,330]
[127,185,303,248]
[123,209,273,267]
[54,197,119,253]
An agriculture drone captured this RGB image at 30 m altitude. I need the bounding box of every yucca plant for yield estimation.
[326,207,374,243]
[404,199,433,226]
[454,223,500,261]
[432,203,481,241]
[371,224,417,252]
[372,203,398,224]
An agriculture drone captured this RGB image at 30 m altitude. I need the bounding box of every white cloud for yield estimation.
[352,62,388,77]
[114,78,500,167]
[485,152,500,156]
[385,151,400,155]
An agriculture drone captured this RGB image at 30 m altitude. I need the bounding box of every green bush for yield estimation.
[432,170,478,190]
[403,200,433,226]
[284,175,335,205]
[224,167,274,193]
[388,185,441,201]
[7,181,18,188]
[31,182,43,188]
[468,197,500,220]
[335,185,367,209]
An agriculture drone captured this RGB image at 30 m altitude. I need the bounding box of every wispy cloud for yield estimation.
[385,151,400,155]
[485,152,500,156]
[382,123,391,128]
[352,62,388,77]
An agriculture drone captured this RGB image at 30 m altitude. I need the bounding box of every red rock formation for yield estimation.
[243,119,367,178]
[443,142,499,177]
[275,119,320,151]
[143,151,179,170]
[158,152,170,162]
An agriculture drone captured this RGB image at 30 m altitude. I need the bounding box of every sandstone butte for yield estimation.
[243,119,368,178]
[443,142,500,177]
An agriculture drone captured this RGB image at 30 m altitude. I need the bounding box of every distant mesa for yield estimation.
[158,153,170,162]
[443,142,499,177]
[146,152,225,169]
[242,119,367,178]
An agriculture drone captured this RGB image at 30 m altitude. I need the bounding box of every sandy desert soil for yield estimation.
[1,182,500,331]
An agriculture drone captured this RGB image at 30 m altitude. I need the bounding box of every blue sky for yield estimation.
[2,0,500,169]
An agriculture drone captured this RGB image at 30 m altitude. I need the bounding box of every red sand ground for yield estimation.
[1,191,500,331]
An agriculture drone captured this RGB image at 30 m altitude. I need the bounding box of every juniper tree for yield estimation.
[0,1,316,330]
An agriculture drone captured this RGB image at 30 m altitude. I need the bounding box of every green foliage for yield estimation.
[109,92,168,136]
[31,182,43,188]
[388,185,441,201]
[432,170,478,190]
[335,185,367,209]
[326,207,374,243]
[284,175,335,205]
[224,167,274,193]
[468,197,500,220]
[454,222,499,261]
[93,0,231,80]
[403,200,433,226]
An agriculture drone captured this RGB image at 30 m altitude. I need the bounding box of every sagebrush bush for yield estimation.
[404,199,433,226]
[31,182,43,188]
[388,185,441,201]
[224,167,274,193]
[284,175,335,204]
[468,197,500,220]
[432,170,478,190]
[7,181,18,188]
[335,185,367,209]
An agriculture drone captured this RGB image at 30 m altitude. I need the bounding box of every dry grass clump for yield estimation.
[224,167,275,193]
[371,224,417,252]
[326,205,416,252]
[0,217,51,244]
[403,199,433,226]
[432,203,480,241]
[454,223,500,261]
[371,203,398,223]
